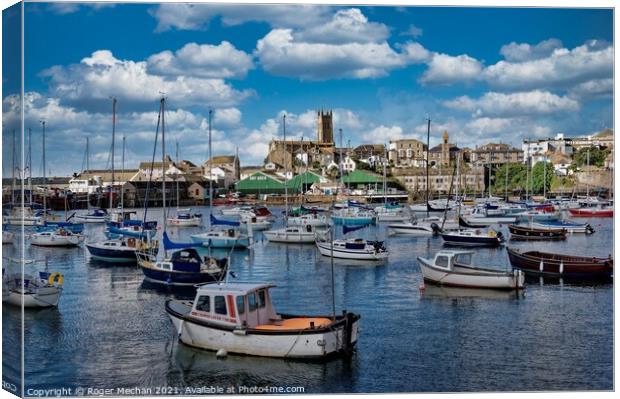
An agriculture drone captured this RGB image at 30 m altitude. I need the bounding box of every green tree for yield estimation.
[492,163,528,196]
[572,146,610,168]
[531,161,554,195]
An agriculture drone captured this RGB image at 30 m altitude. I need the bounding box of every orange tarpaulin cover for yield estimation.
[254,317,332,331]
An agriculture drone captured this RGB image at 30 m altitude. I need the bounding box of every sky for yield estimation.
[1,1,614,176]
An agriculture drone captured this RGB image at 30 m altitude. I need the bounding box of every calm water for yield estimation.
[2,207,614,394]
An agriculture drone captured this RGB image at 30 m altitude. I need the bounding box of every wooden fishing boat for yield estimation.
[508,224,567,240]
[417,250,524,290]
[165,282,360,359]
[506,247,613,279]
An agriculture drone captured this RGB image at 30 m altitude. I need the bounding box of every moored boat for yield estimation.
[74,208,108,223]
[568,207,613,217]
[263,224,319,244]
[30,228,85,247]
[440,229,504,247]
[531,219,595,234]
[508,224,567,240]
[316,238,388,261]
[167,208,202,226]
[417,250,524,290]
[2,269,64,308]
[506,247,613,279]
[165,281,360,358]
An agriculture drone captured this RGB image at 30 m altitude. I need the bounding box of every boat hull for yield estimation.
[166,300,359,359]
[506,247,613,279]
[316,241,388,261]
[418,257,523,289]
[508,225,567,241]
[387,223,434,236]
[86,243,140,263]
[263,230,316,243]
[167,217,202,227]
[440,232,503,247]
[3,288,62,308]
[568,208,613,217]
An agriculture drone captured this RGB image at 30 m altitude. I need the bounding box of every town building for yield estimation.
[203,155,240,181]
[388,139,426,167]
[392,166,485,195]
[470,143,523,166]
[428,131,460,167]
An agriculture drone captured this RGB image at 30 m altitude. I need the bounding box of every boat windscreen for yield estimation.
[454,253,472,265]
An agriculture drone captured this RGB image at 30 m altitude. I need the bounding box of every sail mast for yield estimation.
[175,140,179,209]
[426,118,431,218]
[121,136,125,212]
[283,114,288,218]
[28,127,32,205]
[41,120,46,215]
[208,109,213,229]
[161,97,167,232]
[110,97,116,211]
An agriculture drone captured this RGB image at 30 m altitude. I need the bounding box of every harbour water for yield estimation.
[2,207,613,393]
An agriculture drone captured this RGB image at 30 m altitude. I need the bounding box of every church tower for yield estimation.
[317,110,333,144]
[441,130,450,166]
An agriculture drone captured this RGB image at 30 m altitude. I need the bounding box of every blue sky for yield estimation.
[2,1,614,176]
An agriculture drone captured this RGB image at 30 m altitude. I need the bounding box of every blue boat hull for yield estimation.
[86,244,139,263]
[331,217,375,226]
[140,266,224,286]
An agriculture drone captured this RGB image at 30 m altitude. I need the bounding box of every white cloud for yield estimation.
[361,125,404,143]
[483,40,613,89]
[147,42,253,79]
[400,42,432,63]
[41,50,253,112]
[213,108,242,128]
[499,38,563,62]
[443,90,579,117]
[255,29,407,80]
[294,8,389,44]
[149,3,331,32]
[568,78,613,100]
[400,24,423,38]
[48,3,115,15]
[420,53,483,84]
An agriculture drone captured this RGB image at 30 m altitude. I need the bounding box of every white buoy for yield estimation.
[216,348,228,359]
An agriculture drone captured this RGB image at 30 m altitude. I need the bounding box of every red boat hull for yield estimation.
[568,208,613,217]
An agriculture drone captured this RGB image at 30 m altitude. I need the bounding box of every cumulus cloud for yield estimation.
[294,8,389,44]
[255,29,407,80]
[499,38,563,62]
[568,78,613,100]
[41,50,253,112]
[443,90,579,117]
[420,53,484,84]
[149,3,331,32]
[213,108,242,128]
[147,42,253,79]
[47,3,115,15]
[400,24,423,38]
[361,125,404,143]
[483,40,613,89]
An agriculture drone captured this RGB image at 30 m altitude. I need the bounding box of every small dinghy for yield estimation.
[2,268,64,308]
[316,238,388,261]
[508,224,567,240]
[417,250,524,290]
[30,228,85,247]
[531,219,595,234]
[74,208,109,223]
[287,213,329,227]
[239,215,272,232]
[165,281,360,359]
[506,247,613,279]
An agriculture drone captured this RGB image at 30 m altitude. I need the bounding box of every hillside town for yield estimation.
[2,109,614,209]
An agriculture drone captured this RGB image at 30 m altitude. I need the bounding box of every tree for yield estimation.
[492,163,528,196]
[572,146,610,168]
[531,161,554,195]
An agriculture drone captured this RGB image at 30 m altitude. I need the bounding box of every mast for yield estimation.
[208,109,213,229]
[339,128,343,193]
[505,163,509,201]
[175,140,179,209]
[425,118,430,218]
[86,137,90,171]
[28,128,32,204]
[110,97,116,211]
[12,129,16,204]
[543,153,547,199]
[383,144,387,206]
[586,148,590,198]
[41,121,47,215]
[121,136,125,212]
[283,114,288,218]
[525,155,529,201]
[161,97,167,231]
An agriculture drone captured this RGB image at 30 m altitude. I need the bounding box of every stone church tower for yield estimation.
[441,130,450,166]
[317,110,333,144]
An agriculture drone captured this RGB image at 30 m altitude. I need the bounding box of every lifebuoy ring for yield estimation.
[48,272,64,287]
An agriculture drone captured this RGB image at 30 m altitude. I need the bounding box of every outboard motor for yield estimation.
[430,222,442,235]
[585,224,596,234]
[496,231,505,242]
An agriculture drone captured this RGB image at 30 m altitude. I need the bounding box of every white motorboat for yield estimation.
[387,221,436,236]
[531,220,595,234]
[287,213,329,227]
[4,206,42,226]
[220,206,253,217]
[2,269,64,308]
[316,238,388,261]
[167,208,203,227]
[461,208,516,226]
[417,250,524,290]
[263,224,319,244]
[165,282,360,359]
[375,207,410,222]
[409,203,428,212]
[30,229,85,247]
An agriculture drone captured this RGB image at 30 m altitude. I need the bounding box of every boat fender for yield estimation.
[48,272,64,287]
[559,261,564,275]
[539,260,544,272]
[216,349,228,359]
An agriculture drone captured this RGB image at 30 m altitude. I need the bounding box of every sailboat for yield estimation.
[315,223,388,261]
[167,141,202,226]
[190,110,249,249]
[137,101,228,285]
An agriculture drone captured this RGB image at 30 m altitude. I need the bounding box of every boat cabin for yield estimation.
[430,250,474,271]
[161,249,224,273]
[191,282,279,328]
